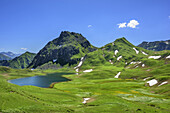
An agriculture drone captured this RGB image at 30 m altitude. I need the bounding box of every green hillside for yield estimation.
[0,52,36,69]
[0,34,170,112]
[0,60,170,112]
[75,37,154,69]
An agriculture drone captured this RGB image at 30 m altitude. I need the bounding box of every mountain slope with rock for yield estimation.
[28,31,97,68]
[79,37,154,69]
[138,40,170,51]
[0,32,170,113]
[74,37,170,82]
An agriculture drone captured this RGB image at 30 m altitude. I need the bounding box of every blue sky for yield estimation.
[0,0,170,53]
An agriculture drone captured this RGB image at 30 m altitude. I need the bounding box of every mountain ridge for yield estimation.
[0,51,21,59]
[1,31,169,69]
[138,40,170,51]
[0,51,36,69]
[28,31,97,68]
[28,32,170,69]
[0,53,12,60]
[80,37,152,69]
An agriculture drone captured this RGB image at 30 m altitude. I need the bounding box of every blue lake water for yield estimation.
[8,73,70,88]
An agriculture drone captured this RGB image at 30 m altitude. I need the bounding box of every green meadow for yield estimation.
[0,63,169,113]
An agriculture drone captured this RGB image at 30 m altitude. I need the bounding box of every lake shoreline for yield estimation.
[7,72,73,88]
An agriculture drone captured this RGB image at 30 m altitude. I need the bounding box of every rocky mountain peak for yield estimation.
[28,31,97,68]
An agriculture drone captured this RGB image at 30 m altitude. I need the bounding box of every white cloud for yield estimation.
[117,22,126,28]
[127,20,139,28]
[117,19,139,29]
[21,48,27,50]
[169,16,170,19]
[88,25,92,28]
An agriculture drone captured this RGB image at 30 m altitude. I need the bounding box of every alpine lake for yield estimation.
[8,72,70,88]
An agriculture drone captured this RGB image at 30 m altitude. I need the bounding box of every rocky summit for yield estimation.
[28,31,97,68]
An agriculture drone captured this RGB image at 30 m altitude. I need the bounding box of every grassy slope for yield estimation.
[9,52,36,69]
[0,38,170,112]
[0,67,81,112]
[54,64,170,113]
[0,63,170,112]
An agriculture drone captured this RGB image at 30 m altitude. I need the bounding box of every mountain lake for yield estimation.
[8,73,71,88]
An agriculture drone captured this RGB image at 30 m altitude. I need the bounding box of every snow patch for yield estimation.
[158,81,168,87]
[146,69,151,71]
[130,61,141,65]
[148,56,161,59]
[130,62,136,65]
[115,72,121,78]
[83,69,93,73]
[109,60,113,64]
[141,51,148,55]
[166,55,170,59]
[142,64,145,67]
[82,98,90,104]
[115,50,118,55]
[59,45,62,47]
[165,41,169,44]
[133,48,139,54]
[147,79,158,86]
[117,56,122,61]
[74,57,84,69]
[143,77,150,81]
[75,68,79,72]
[53,59,57,62]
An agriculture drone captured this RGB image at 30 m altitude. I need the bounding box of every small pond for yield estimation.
[8,73,71,88]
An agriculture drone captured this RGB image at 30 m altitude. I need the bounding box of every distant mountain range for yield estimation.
[0,31,169,69]
[0,53,12,60]
[0,52,36,69]
[138,40,170,51]
[0,51,21,60]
